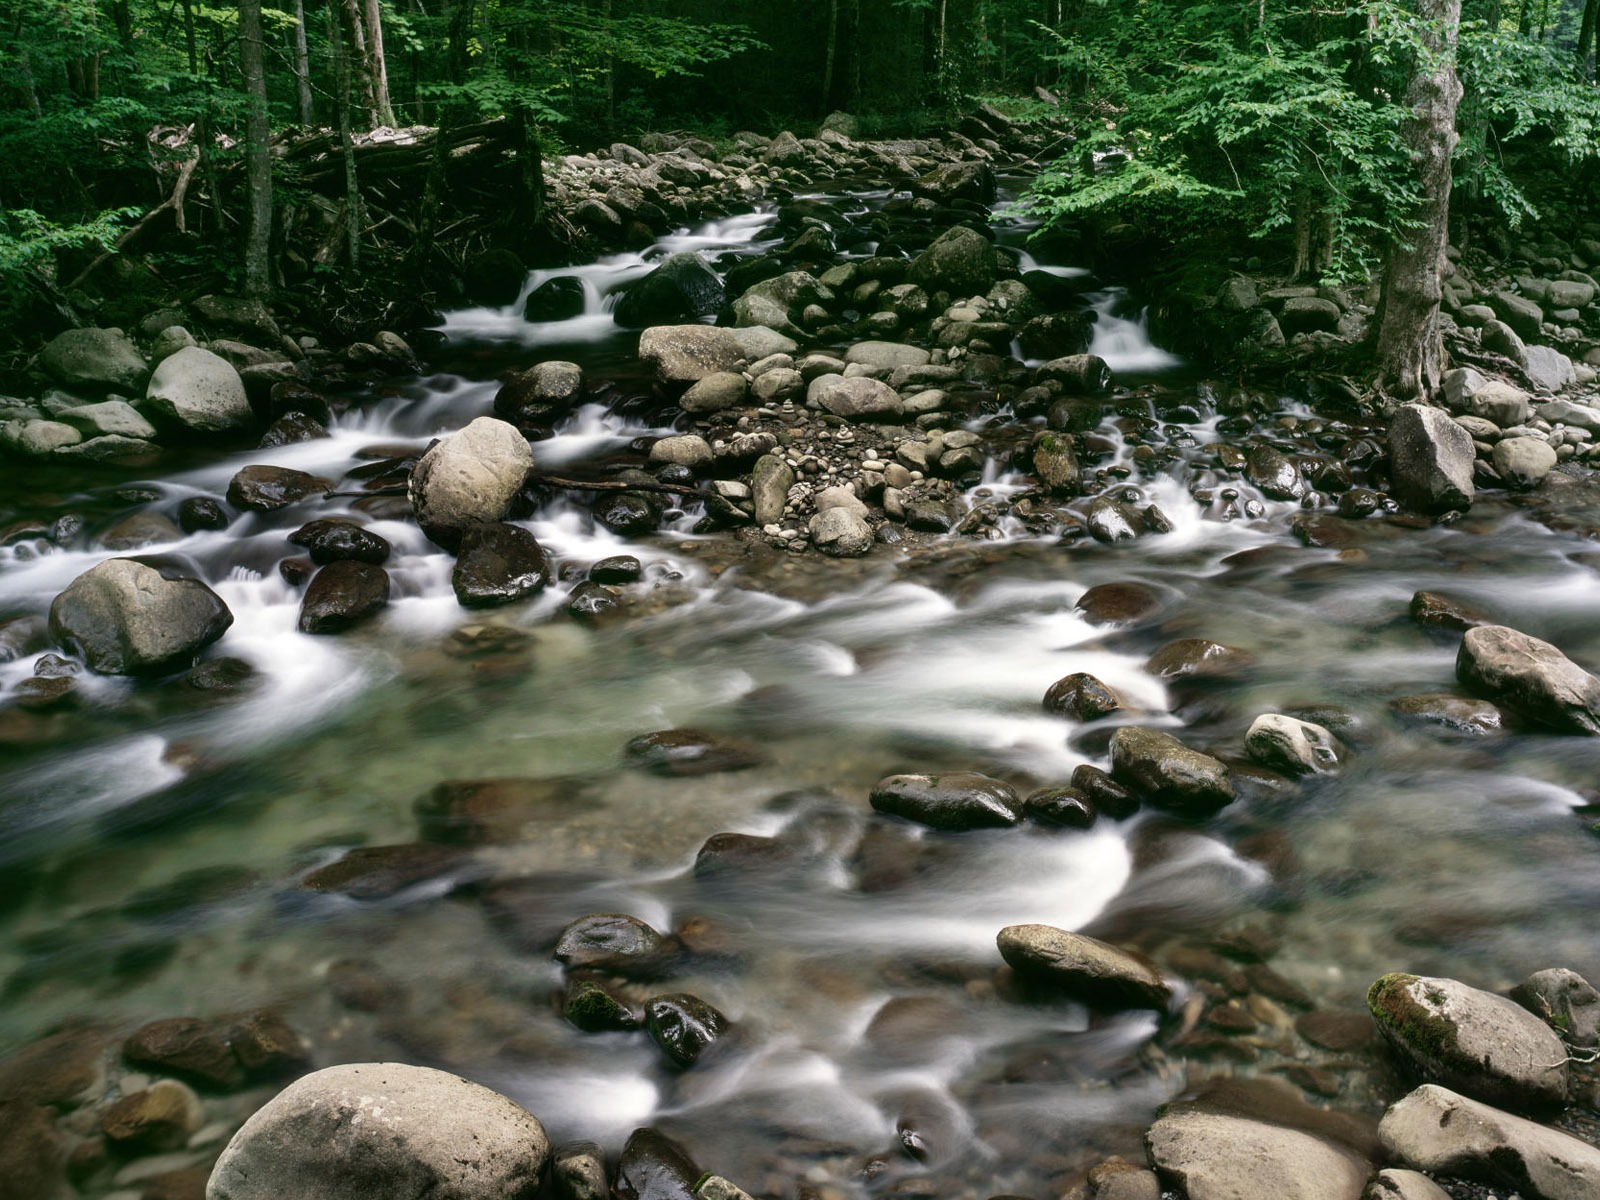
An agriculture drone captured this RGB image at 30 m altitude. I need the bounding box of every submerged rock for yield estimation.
[49,559,232,676]
[1367,972,1569,1110]
[554,913,672,977]
[206,1062,548,1200]
[1455,624,1600,735]
[623,729,765,775]
[1379,1084,1600,1200]
[997,924,1171,1009]
[869,772,1022,830]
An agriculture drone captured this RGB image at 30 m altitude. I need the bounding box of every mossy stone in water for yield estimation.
[563,981,641,1032]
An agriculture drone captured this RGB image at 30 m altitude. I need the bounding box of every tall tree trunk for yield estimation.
[292,0,314,124]
[1579,0,1599,77]
[821,0,839,115]
[361,0,396,125]
[849,0,861,107]
[239,0,273,296]
[1375,0,1463,402]
[341,0,378,127]
[327,0,362,268]
[181,0,198,74]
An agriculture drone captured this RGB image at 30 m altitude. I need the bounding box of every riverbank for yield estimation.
[4,114,1600,1200]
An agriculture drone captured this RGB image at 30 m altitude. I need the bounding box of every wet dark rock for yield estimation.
[278,556,315,586]
[101,1079,202,1151]
[1389,403,1474,515]
[1072,764,1140,819]
[495,361,586,426]
[645,993,728,1067]
[869,771,1022,830]
[693,832,802,880]
[593,492,661,537]
[903,496,959,531]
[177,496,229,533]
[288,518,391,566]
[1410,589,1491,632]
[997,923,1171,1009]
[623,729,765,776]
[230,1010,309,1077]
[615,252,725,328]
[1086,495,1141,542]
[1074,581,1161,626]
[452,522,550,607]
[552,1142,610,1200]
[49,559,233,676]
[1368,972,1570,1110]
[563,980,642,1032]
[1390,694,1504,737]
[1023,787,1096,829]
[1455,624,1600,735]
[525,276,587,322]
[225,464,331,511]
[554,913,673,977]
[615,1128,701,1200]
[0,1027,108,1107]
[1246,445,1306,502]
[123,1017,243,1090]
[301,844,469,900]
[1109,727,1235,816]
[259,411,329,447]
[1042,672,1122,721]
[568,580,621,621]
[1019,312,1092,359]
[297,561,390,634]
[589,555,642,584]
[1146,638,1253,680]
[465,248,527,307]
[1510,968,1600,1047]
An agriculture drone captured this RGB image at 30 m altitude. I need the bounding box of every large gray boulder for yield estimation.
[206,1062,548,1200]
[39,327,148,391]
[1455,624,1600,735]
[1537,397,1600,433]
[613,252,725,328]
[809,507,872,557]
[807,374,902,419]
[844,342,931,370]
[1388,403,1474,514]
[1524,345,1575,394]
[494,361,584,426]
[638,326,745,384]
[1469,381,1530,427]
[1367,973,1569,1110]
[998,924,1170,1009]
[1379,1085,1600,1200]
[732,271,827,338]
[1489,290,1544,339]
[49,559,232,676]
[1109,726,1235,815]
[1492,436,1557,489]
[145,346,253,432]
[907,226,997,297]
[409,417,533,549]
[1145,1109,1367,1200]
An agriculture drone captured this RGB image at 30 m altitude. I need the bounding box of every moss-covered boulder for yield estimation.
[1367,973,1569,1111]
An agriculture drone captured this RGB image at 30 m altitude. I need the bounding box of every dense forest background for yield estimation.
[4,0,1600,342]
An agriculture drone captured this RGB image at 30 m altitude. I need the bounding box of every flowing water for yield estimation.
[3,184,1600,1196]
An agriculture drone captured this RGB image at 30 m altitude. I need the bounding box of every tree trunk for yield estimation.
[1375,0,1463,402]
[409,0,473,281]
[239,0,273,296]
[1579,0,1599,77]
[821,0,839,116]
[362,0,397,125]
[181,0,198,74]
[342,0,378,127]
[292,0,314,124]
[328,0,363,268]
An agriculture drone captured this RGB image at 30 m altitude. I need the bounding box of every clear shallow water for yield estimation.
[2,193,1600,1195]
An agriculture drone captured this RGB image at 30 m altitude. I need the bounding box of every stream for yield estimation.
[3,180,1600,1199]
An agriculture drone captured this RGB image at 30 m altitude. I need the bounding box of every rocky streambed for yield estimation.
[4,121,1600,1200]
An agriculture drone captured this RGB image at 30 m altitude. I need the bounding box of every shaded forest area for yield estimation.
[5,0,1600,374]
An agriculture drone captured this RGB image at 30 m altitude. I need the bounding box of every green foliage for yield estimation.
[0,206,140,280]
[1022,2,1419,281]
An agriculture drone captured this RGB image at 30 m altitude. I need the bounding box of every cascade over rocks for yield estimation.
[614,252,725,327]
[206,1062,548,1200]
